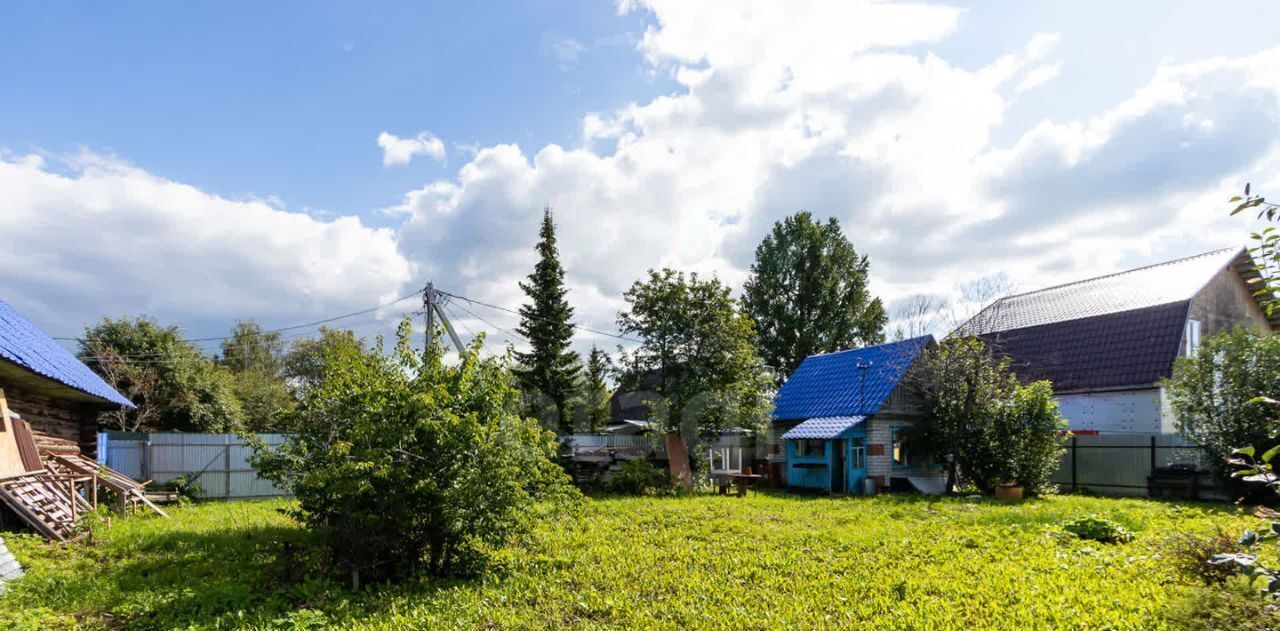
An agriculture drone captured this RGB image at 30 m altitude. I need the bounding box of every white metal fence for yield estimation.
[100,432,289,500]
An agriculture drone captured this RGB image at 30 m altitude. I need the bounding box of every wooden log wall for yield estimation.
[0,384,98,459]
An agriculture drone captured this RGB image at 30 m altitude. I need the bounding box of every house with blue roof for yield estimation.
[772,335,942,494]
[0,299,131,472]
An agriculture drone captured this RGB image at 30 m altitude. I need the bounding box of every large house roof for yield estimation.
[773,336,932,422]
[958,248,1248,335]
[0,300,133,407]
[959,247,1272,392]
[981,302,1189,391]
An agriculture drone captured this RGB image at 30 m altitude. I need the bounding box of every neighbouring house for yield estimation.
[771,335,942,494]
[957,247,1278,435]
[0,299,133,468]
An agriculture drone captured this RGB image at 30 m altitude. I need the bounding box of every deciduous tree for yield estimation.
[743,211,887,377]
[617,269,774,474]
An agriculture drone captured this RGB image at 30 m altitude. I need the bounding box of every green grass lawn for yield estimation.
[0,492,1262,630]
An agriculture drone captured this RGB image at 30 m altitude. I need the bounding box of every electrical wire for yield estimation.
[436,289,641,344]
[56,288,424,347]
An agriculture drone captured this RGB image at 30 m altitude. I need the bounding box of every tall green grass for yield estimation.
[0,493,1259,629]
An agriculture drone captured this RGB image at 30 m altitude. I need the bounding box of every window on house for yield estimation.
[892,429,910,468]
[850,437,865,469]
[1184,319,1202,357]
[794,439,825,458]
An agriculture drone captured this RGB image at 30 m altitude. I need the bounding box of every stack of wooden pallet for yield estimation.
[44,452,168,518]
[0,470,89,541]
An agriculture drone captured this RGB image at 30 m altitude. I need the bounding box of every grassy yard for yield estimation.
[0,492,1263,630]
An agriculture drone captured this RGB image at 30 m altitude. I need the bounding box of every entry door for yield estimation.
[831,439,845,493]
[848,437,867,493]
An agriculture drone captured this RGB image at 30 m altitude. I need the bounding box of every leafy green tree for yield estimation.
[221,321,284,375]
[514,207,580,433]
[79,317,244,432]
[617,269,774,474]
[743,211,887,377]
[281,327,366,397]
[910,337,1066,494]
[252,320,576,584]
[1168,326,1280,490]
[221,321,292,431]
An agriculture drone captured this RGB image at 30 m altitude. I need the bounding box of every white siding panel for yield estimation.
[1056,389,1163,434]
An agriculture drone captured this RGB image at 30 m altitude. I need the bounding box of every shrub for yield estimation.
[1062,516,1134,544]
[606,459,678,496]
[1162,527,1244,585]
[1167,326,1280,495]
[252,320,578,584]
[1163,576,1280,631]
[911,338,1068,494]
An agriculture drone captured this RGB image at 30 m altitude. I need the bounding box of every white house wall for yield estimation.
[1055,389,1163,434]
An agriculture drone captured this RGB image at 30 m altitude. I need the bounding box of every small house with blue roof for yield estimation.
[772,335,941,494]
[0,299,131,472]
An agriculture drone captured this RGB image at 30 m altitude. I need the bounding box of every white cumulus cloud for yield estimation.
[378,131,446,166]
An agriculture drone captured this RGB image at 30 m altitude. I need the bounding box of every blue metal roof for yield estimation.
[780,416,866,440]
[773,335,932,422]
[0,300,133,407]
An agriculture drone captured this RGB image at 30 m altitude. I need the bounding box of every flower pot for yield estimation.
[995,484,1024,501]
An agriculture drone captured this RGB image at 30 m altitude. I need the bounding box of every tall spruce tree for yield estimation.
[743,211,887,378]
[515,206,580,432]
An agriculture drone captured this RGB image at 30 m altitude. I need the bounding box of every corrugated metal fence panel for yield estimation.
[99,432,291,500]
[105,440,145,479]
[1050,432,1220,498]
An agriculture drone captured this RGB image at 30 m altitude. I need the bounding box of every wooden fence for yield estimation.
[99,432,289,500]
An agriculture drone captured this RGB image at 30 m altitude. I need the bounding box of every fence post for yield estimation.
[143,439,152,482]
[1070,435,1078,491]
[1150,435,1157,473]
[224,435,232,500]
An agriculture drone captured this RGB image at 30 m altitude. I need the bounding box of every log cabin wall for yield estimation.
[1,384,98,459]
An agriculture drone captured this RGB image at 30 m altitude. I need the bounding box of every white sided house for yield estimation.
[959,247,1278,436]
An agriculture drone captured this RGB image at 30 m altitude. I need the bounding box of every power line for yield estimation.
[56,289,424,348]
[445,298,527,345]
[437,289,641,344]
[439,303,498,359]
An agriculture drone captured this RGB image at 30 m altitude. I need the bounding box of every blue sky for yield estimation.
[3,1,1280,352]
[0,2,664,223]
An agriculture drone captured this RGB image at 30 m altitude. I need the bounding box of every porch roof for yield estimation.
[780,416,866,440]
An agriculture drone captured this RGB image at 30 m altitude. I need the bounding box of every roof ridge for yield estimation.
[807,334,932,358]
[996,247,1239,302]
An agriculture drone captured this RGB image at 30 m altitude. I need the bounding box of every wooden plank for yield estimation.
[12,419,43,472]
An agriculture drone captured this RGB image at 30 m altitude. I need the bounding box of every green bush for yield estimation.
[1167,326,1280,495]
[1062,515,1134,544]
[606,459,678,496]
[252,320,578,583]
[912,338,1068,494]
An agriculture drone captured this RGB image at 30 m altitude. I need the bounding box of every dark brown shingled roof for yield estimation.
[958,248,1240,335]
[959,247,1269,391]
[980,301,1189,391]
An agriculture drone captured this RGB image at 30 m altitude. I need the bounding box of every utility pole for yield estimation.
[421,282,465,355]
